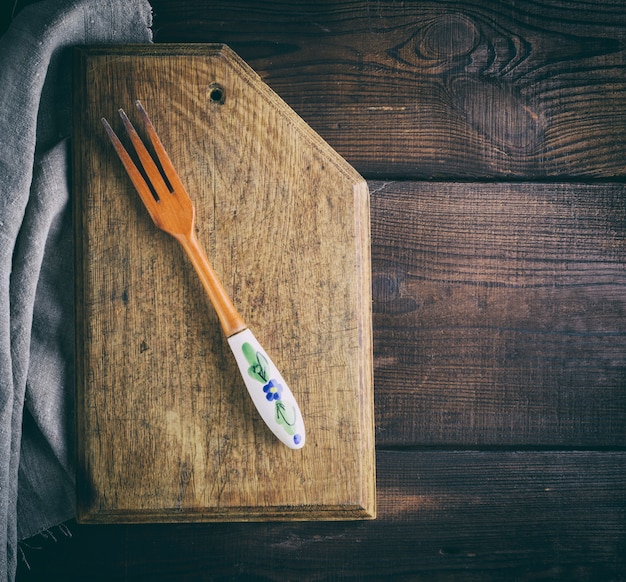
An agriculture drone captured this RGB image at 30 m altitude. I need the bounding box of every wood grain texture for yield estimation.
[150,0,626,179]
[17,451,626,581]
[370,181,626,447]
[72,45,374,522]
[10,0,626,579]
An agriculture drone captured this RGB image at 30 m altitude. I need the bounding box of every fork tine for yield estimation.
[117,108,172,198]
[101,117,160,217]
[135,100,186,194]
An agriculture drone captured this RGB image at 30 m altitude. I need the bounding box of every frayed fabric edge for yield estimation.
[17,523,73,571]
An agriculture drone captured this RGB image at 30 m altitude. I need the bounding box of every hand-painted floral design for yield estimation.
[242,342,301,446]
[275,400,296,435]
[263,379,283,401]
[242,342,269,383]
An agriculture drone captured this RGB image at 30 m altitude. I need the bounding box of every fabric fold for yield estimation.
[0,1,152,579]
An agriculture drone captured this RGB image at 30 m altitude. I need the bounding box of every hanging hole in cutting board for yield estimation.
[209,83,226,104]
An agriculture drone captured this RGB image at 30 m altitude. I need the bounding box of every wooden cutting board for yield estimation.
[72,44,375,522]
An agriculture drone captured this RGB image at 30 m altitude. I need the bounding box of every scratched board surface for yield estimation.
[72,44,375,522]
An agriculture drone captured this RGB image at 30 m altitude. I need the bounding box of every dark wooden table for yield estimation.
[13,1,626,580]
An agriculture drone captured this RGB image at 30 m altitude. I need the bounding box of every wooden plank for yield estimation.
[17,451,626,581]
[370,181,626,447]
[149,0,626,180]
[73,45,375,522]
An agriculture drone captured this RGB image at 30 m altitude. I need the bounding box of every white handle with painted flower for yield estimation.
[227,328,305,449]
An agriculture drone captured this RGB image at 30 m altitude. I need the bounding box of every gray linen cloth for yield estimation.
[0,1,152,579]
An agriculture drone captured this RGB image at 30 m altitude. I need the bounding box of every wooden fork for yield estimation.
[102,100,305,449]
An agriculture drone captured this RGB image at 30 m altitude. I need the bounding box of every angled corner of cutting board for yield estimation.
[73,44,375,522]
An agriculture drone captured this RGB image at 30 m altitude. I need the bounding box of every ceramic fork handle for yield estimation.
[179,233,304,448]
[228,329,305,449]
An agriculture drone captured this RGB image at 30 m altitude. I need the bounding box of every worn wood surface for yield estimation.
[149,0,626,180]
[18,452,626,580]
[371,181,626,447]
[72,45,374,522]
[13,0,626,580]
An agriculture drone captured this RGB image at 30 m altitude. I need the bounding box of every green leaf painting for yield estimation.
[242,342,269,383]
[241,341,302,447]
[275,401,296,435]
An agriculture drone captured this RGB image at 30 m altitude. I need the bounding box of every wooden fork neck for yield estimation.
[177,231,247,338]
